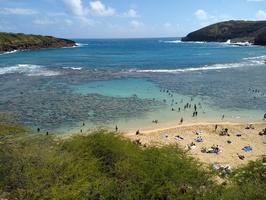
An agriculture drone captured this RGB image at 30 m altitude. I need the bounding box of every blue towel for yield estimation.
[242,146,252,152]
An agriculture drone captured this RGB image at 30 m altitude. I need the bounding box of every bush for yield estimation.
[0,124,265,199]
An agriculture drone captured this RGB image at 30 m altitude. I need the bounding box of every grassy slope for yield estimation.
[0,123,265,200]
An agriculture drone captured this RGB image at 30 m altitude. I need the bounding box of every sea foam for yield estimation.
[0,50,18,56]
[0,64,60,76]
[135,55,266,73]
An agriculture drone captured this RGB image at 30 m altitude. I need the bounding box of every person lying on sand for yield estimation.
[220,128,229,136]
[186,142,196,150]
[259,128,266,136]
[193,130,201,135]
[237,153,245,160]
[201,145,221,154]
[245,124,255,130]
[175,135,184,141]
[195,136,203,142]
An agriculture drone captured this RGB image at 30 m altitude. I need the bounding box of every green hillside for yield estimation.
[0,122,265,200]
[182,20,266,45]
[0,32,75,52]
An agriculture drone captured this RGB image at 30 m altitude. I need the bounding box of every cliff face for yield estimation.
[254,29,266,45]
[0,32,76,52]
[182,20,266,45]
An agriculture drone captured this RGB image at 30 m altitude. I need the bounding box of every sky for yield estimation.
[0,0,265,38]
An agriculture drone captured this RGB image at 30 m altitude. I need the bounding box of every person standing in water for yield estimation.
[180,117,183,124]
[115,125,118,132]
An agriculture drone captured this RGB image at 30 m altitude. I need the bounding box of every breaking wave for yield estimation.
[163,40,182,44]
[75,43,88,47]
[62,67,83,70]
[0,64,60,76]
[0,50,18,55]
[134,55,266,73]
[162,40,206,44]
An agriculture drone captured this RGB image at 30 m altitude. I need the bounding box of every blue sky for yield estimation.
[0,0,265,38]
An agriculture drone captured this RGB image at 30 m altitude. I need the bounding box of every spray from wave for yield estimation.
[163,40,182,44]
[0,50,18,56]
[0,64,60,76]
[62,67,83,70]
[162,40,206,44]
[75,43,88,47]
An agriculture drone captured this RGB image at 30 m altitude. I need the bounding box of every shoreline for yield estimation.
[124,120,265,135]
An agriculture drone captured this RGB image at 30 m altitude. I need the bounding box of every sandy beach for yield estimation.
[124,121,266,167]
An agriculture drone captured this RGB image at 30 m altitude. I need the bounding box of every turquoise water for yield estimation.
[0,38,265,133]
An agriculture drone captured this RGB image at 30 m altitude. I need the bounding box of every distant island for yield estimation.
[182,20,266,45]
[0,32,76,53]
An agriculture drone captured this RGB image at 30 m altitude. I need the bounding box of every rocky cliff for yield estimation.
[182,20,266,45]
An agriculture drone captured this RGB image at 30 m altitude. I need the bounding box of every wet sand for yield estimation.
[124,121,266,167]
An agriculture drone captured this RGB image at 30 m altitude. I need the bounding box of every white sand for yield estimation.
[124,122,266,167]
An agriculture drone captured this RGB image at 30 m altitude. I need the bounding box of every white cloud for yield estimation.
[130,20,143,28]
[256,10,266,19]
[63,0,116,17]
[63,0,84,16]
[89,0,116,16]
[194,9,208,20]
[0,8,37,15]
[193,9,232,27]
[124,9,138,18]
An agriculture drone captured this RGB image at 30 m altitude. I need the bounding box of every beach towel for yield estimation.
[242,146,252,152]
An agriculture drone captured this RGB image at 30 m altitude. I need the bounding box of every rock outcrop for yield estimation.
[182,20,266,45]
[0,32,76,52]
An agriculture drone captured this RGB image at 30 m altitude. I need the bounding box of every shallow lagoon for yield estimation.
[0,38,265,133]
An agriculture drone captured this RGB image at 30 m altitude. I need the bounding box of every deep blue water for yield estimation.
[1,38,266,69]
[0,38,265,132]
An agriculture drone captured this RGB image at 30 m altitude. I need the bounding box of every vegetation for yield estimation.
[0,32,75,52]
[182,20,266,45]
[0,123,265,200]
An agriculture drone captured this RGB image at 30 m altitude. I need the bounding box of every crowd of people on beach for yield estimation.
[132,122,266,170]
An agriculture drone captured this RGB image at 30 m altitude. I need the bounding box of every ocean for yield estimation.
[0,38,265,133]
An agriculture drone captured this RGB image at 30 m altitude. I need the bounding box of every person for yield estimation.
[222,114,225,120]
[83,122,85,126]
[80,129,82,133]
[178,107,181,112]
[215,124,218,131]
[37,128,40,133]
[46,131,49,135]
[264,113,266,119]
[136,130,140,135]
[180,117,183,124]
[115,125,118,132]
[237,153,245,160]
